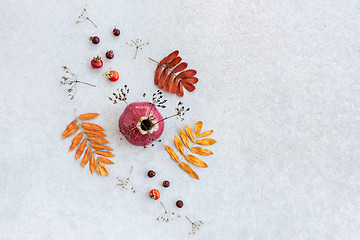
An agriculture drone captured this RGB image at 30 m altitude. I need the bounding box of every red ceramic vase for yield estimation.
[118,102,165,146]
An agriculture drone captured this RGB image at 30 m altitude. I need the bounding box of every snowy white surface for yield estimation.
[1,0,360,239]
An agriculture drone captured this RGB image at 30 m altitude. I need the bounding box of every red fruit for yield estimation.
[119,102,165,146]
[149,189,160,200]
[106,50,114,59]
[176,200,183,208]
[91,56,103,68]
[105,70,119,82]
[89,36,100,44]
[113,28,120,36]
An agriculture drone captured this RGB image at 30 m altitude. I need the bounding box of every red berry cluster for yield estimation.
[89,28,121,82]
[147,170,183,208]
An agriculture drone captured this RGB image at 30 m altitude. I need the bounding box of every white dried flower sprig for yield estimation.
[116,166,135,193]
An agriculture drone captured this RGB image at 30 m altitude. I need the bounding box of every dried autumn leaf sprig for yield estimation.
[165,121,216,180]
[62,112,114,176]
[149,50,198,97]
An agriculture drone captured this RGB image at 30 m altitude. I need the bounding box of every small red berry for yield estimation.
[162,180,170,188]
[176,200,183,208]
[149,189,160,200]
[148,170,156,178]
[89,36,100,44]
[105,70,119,82]
[91,56,103,68]
[113,28,120,36]
[106,50,114,59]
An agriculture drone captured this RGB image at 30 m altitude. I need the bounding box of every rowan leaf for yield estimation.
[179,162,199,180]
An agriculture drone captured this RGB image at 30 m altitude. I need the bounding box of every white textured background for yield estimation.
[1,0,360,239]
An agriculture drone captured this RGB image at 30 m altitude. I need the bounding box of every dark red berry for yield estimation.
[162,180,170,188]
[90,36,100,44]
[106,50,114,59]
[148,170,156,178]
[176,200,183,208]
[113,28,120,36]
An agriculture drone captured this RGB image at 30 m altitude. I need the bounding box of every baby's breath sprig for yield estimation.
[60,66,96,100]
[75,8,97,27]
[126,39,149,59]
[185,216,204,235]
[116,166,135,193]
[156,202,180,222]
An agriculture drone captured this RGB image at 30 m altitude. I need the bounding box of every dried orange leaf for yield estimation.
[196,138,217,145]
[177,69,197,79]
[199,130,214,138]
[154,64,162,85]
[181,77,198,85]
[84,130,107,137]
[179,162,199,180]
[190,147,213,156]
[180,129,189,148]
[75,139,87,160]
[87,137,109,144]
[160,50,179,65]
[163,72,174,92]
[98,162,109,176]
[174,135,184,155]
[97,157,114,164]
[165,145,179,163]
[81,148,91,168]
[81,122,105,132]
[184,154,208,168]
[78,113,99,120]
[195,121,203,138]
[94,151,115,158]
[89,154,95,174]
[172,62,188,73]
[68,132,83,152]
[167,56,182,68]
[62,119,76,136]
[185,125,195,143]
[62,125,79,139]
[183,83,195,92]
[96,162,101,175]
[158,68,169,89]
[169,77,178,94]
[176,81,184,97]
[90,143,113,151]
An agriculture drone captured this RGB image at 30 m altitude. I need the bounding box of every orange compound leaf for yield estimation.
[87,137,109,144]
[62,124,79,139]
[181,77,198,85]
[185,125,195,143]
[154,64,162,85]
[89,154,95,174]
[81,122,105,132]
[167,56,182,69]
[62,119,76,136]
[84,130,107,138]
[97,157,114,164]
[184,154,208,168]
[90,144,113,151]
[68,132,83,152]
[81,148,91,168]
[176,82,184,97]
[183,83,195,92]
[75,139,87,160]
[177,69,197,79]
[172,62,188,73]
[78,113,99,120]
[199,130,214,138]
[195,121,203,138]
[179,162,199,180]
[94,151,115,158]
[195,138,217,145]
[160,50,179,65]
[174,135,184,155]
[180,129,189,148]
[165,145,179,163]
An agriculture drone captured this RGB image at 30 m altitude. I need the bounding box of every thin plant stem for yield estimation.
[87,18,97,27]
